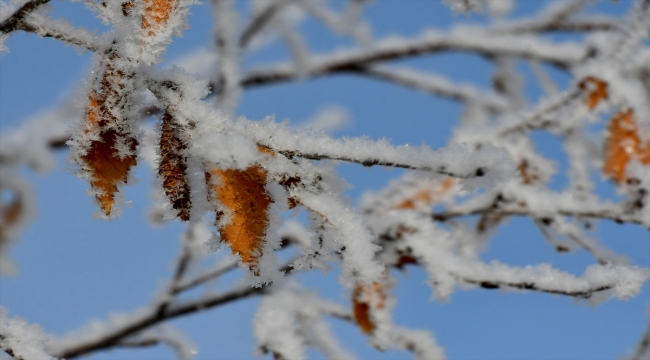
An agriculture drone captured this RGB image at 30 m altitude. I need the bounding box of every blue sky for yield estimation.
[1,0,648,359]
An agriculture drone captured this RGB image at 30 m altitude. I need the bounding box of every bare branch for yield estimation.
[631,321,650,360]
[239,1,284,48]
[173,258,239,294]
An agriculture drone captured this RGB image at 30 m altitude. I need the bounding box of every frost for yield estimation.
[0,306,56,360]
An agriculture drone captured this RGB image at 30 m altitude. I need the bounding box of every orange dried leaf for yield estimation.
[604,109,650,183]
[396,177,454,209]
[207,163,272,269]
[80,86,138,217]
[579,76,608,110]
[159,112,191,221]
[82,130,137,216]
[142,0,176,33]
[352,281,385,334]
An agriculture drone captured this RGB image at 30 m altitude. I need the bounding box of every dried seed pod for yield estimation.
[159,112,191,221]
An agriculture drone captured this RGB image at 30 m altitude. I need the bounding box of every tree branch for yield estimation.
[0,0,50,34]
[460,276,613,299]
[631,321,650,360]
[431,202,650,230]
[52,262,295,359]
[358,66,508,113]
[222,32,586,93]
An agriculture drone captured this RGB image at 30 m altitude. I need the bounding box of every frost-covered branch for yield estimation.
[52,259,295,359]
[0,0,50,34]
[230,30,586,92]
[431,197,650,230]
[117,326,196,360]
[0,308,55,360]
[358,66,508,112]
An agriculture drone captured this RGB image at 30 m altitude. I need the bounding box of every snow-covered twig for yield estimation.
[0,0,50,34]
[359,66,508,112]
[232,30,586,92]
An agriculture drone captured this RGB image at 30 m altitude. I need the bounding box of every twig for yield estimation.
[432,204,650,230]
[173,258,239,294]
[0,333,24,360]
[53,262,295,359]
[359,66,508,112]
[269,148,488,178]
[631,321,650,360]
[239,1,284,47]
[460,276,613,299]
[222,32,586,93]
[0,0,50,34]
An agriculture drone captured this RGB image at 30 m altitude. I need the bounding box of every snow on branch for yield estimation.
[253,289,356,360]
[117,326,197,360]
[231,117,516,183]
[0,0,50,35]
[232,28,586,92]
[358,66,509,112]
[0,307,56,360]
[450,262,650,300]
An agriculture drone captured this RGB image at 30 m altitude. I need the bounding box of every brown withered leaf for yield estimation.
[206,159,272,270]
[579,76,608,110]
[477,212,504,234]
[159,112,191,221]
[0,191,22,246]
[81,91,138,216]
[142,0,176,34]
[604,109,650,183]
[396,177,454,210]
[353,281,385,334]
[517,159,540,185]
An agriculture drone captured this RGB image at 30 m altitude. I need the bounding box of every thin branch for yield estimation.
[431,203,650,230]
[18,21,100,51]
[359,66,508,112]
[53,262,295,359]
[173,258,239,294]
[221,32,586,93]
[270,147,488,178]
[496,88,583,136]
[631,321,650,360]
[0,0,50,34]
[491,18,621,34]
[0,334,24,360]
[239,1,284,47]
[460,276,613,299]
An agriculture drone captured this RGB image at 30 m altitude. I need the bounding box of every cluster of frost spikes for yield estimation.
[0,306,56,360]
[253,287,356,360]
